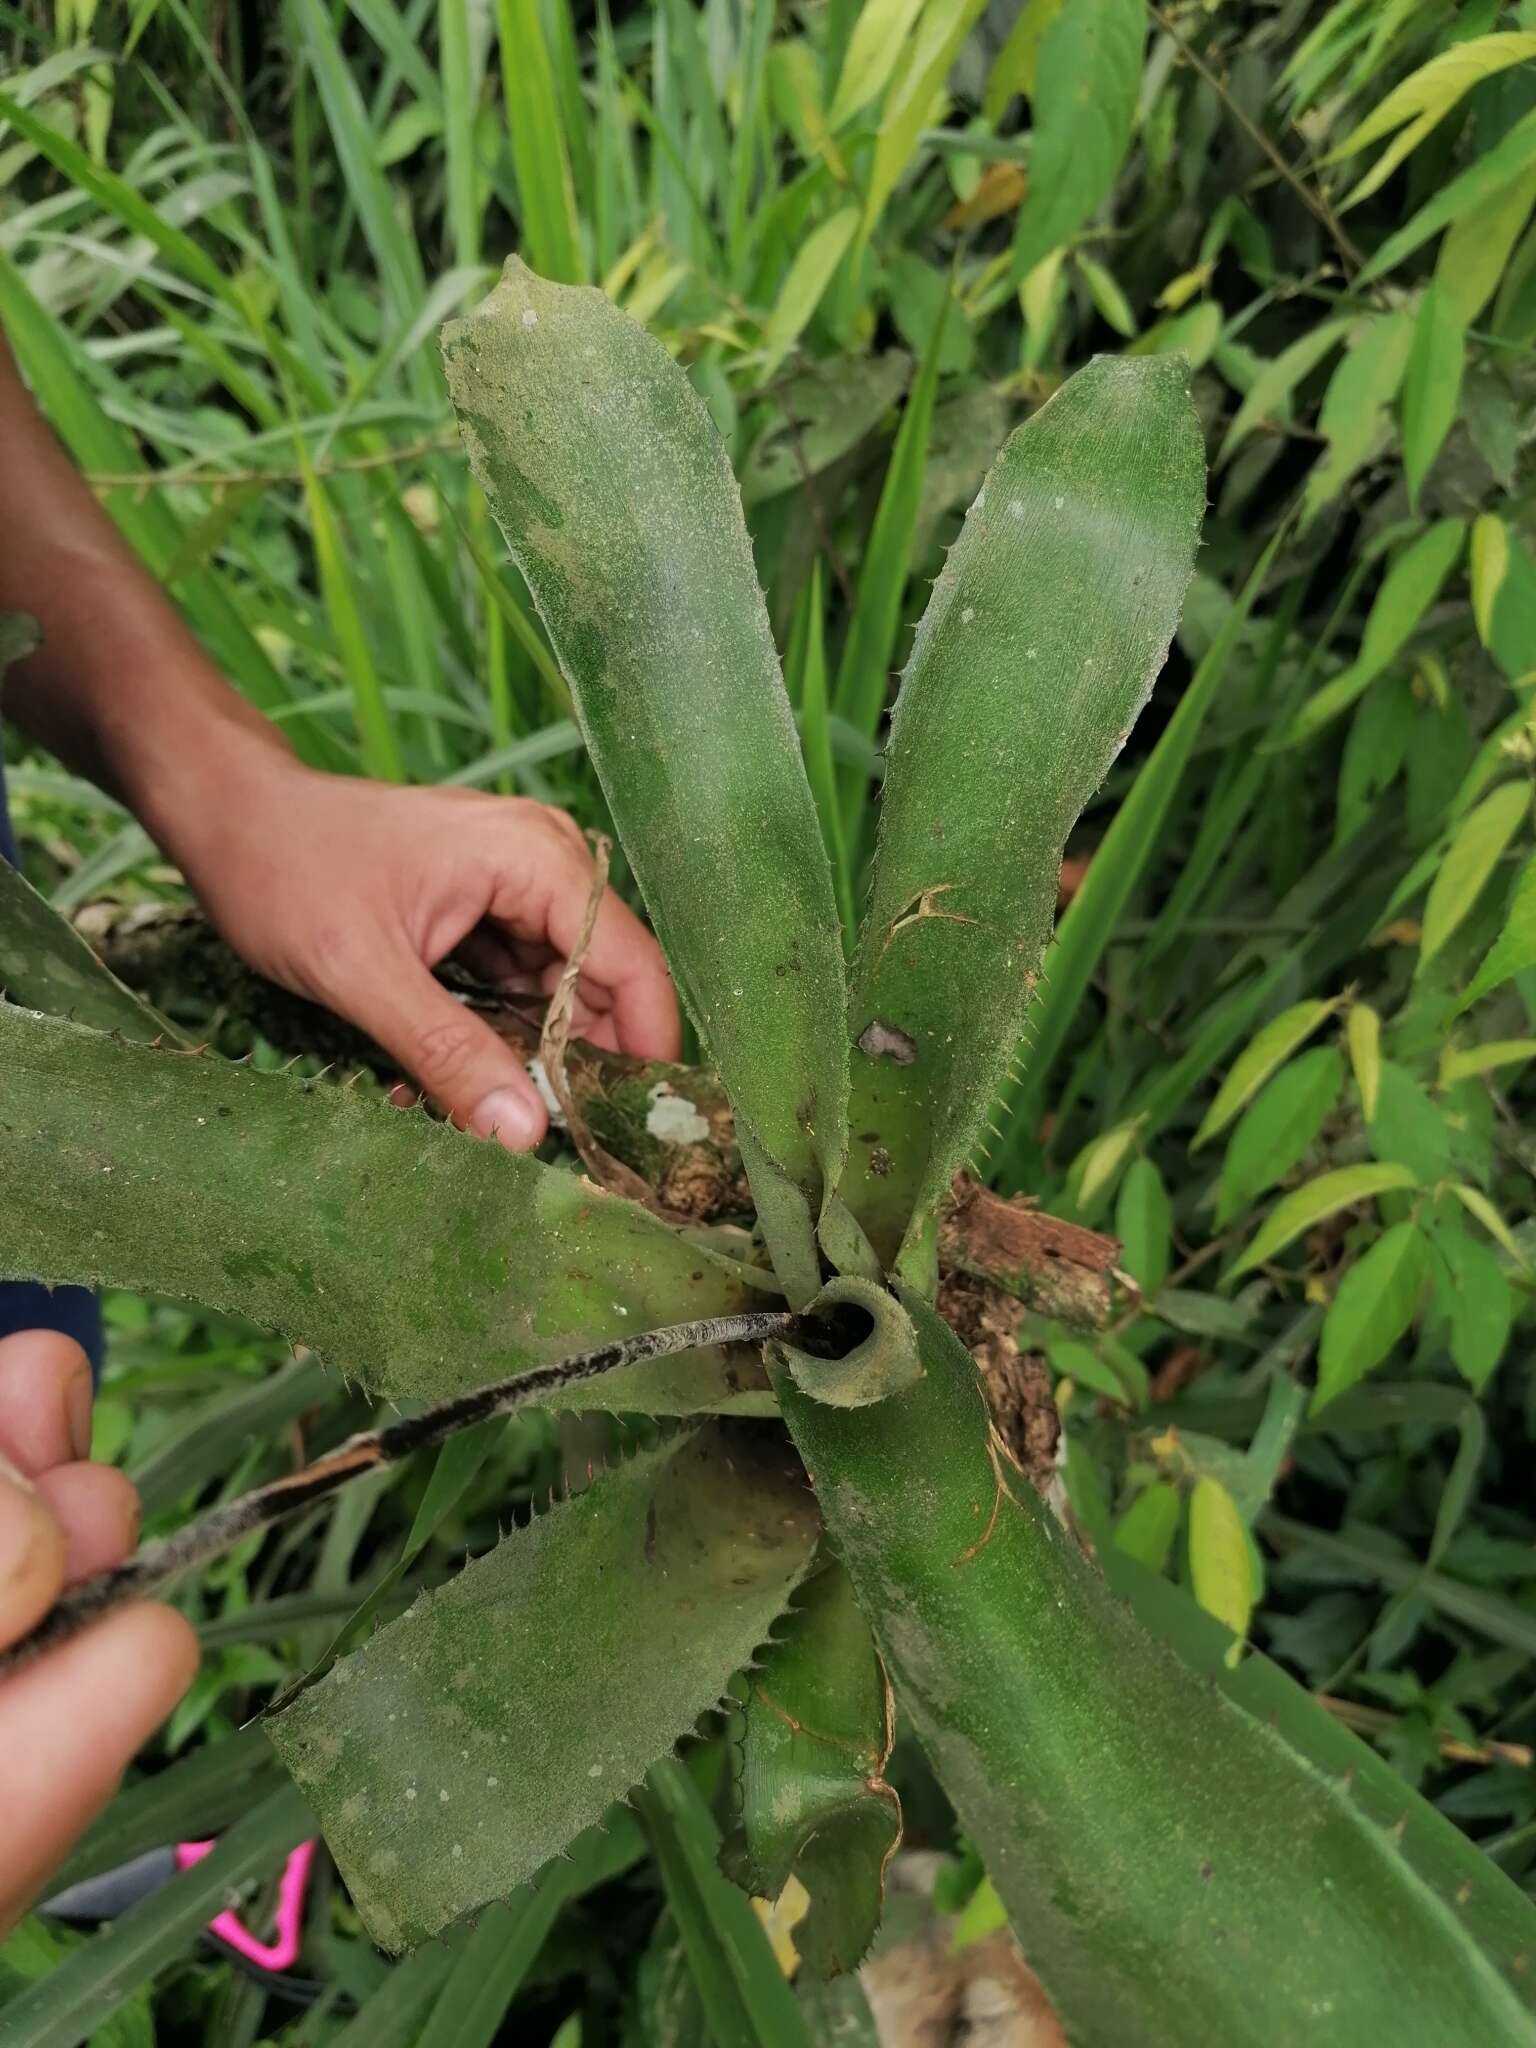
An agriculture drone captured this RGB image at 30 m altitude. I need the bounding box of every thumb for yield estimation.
[349,956,550,1152]
[0,1455,66,1649]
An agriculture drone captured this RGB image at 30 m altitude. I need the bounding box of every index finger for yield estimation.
[487,833,681,1062]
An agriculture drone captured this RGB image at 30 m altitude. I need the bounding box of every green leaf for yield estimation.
[1225,1164,1419,1283]
[638,1757,813,2048]
[1314,1221,1429,1412]
[831,295,947,842]
[1435,1227,1513,1392]
[0,1004,767,1414]
[1437,163,1536,325]
[1461,852,1536,1009]
[1009,0,1144,282]
[1217,318,1352,466]
[0,1785,312,2048]
[997,535,1286,1156]
[1215,1048,1343,1228]
[412,1867,581,2048]
[760,207,860,376]
[840,355,1204,1263]
[1401,288,1465,508]
[443,262,849,1214]
[1300,313,1415,525]
[827,0,927,129]
[723,1564,900,1978]
[982,0,1067,118]
[299,453,404,783]
[1187,1476,1253,1664]
[1368,1062,1454,1184]
[1112,1481,1181,1573]
[1115,1157,1171,1295]
[1329,32,1536,204]
[1441,1038,1536,1086]
[1347,1002,1382,1120]
[860,0,990,241]
[270,1424,818,1947]
[494,0,584,283]
[774,1292,1536,2043]
[1419,780,1528,976]
[0,863,176,1042]
[1360,107,1536,286]
[1192,999,1336,1147]
[741,351,911,506]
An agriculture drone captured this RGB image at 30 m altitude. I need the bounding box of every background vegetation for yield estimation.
[1,0,1535,2039]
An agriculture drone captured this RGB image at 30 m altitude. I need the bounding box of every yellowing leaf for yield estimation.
[1418,780,1529,976]
[1436,162,1536,324]
[828,0,928,129]
[1224,1164,1419,1282]
[1193,999,1337,1148]
[1346,1003,1382,1122]
[1069,1117,1143,1218]
[1330,33,1536,205]
[1441,1038,1536,1086]
[1471,514,1512,648]
[1314,1221,1428,1412]
[1450,1183,1531,1270]
[860,0,990,239]
[1157,262,1213,311]
[1188,1477,1253,1665]
[760,207,859,375]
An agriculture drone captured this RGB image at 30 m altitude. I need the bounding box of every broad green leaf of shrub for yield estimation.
[1360,108,1536,286]
[0,1004,769,1414]
[1460,852,1536,1010]
[1437,164,1536,325]
[1314,1221,1429,1413]
[1468,515,1536,682]
[1114,1157,1171,1295]
[1300,312,1414,525]
[1009,0,1143,283]
[1225,1163,1418,1282]
[1432,1224,1513,1392]
[1215,1047,1343,1228]
[739,351,911,506]
[442,261,849,1212]
[1419,780,1529,976]
[1409,286,1466,493]
[1113,1481,1181,1573]
[1192,999,1336,1147]
[270,1424,819,1947]
[722,1563,900,1978]
[774,1291,1536,2044]
[839,354,1203,1264]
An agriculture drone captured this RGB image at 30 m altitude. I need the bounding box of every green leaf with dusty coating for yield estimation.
[723,1563,899,1978]
[0,868,177,1042]
[0,1003,772,1415]
[838,356,1204,1268]
[774,1293,1536,2044]
[441,260,849,1211]
[269,1424,820,1948]
[765,1277,922,1408]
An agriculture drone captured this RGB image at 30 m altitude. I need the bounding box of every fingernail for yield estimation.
[469,1088,544,1151]
[66,1369,94,1462]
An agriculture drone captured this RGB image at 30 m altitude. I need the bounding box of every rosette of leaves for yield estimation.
[2,270,1534,2041]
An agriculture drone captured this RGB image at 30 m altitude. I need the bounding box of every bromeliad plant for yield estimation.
[3,262,1535,2043]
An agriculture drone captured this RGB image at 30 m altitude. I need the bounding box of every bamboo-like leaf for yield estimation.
[839,356,1204,1263]
[0,1004,771,1414]
[442,262,849,1211]
[1191,999,1336,1148]
[1224,1162,1419,1283]
[270,1425,819,1947]
[0,863,175,1042]
[723,1564,899,1978]
[639,1756,813,2048]
[774,1294,1536,2043]
[1314,1220,1429,1413]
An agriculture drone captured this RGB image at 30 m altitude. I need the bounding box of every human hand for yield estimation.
[0,1331,198,1938]
[155,744,680,1152]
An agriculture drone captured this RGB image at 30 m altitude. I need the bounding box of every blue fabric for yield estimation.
[0,756,104,1378]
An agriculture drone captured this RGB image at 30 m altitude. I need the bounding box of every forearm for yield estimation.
[0,330,288,847]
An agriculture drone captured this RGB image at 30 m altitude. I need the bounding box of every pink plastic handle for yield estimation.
[175,1838,316,1972]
